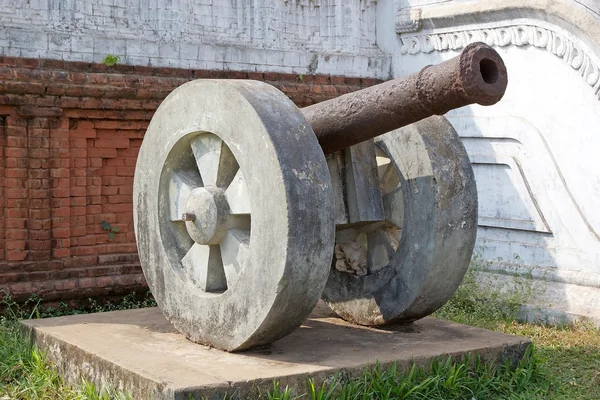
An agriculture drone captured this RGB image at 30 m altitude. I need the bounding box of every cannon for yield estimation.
[133,42,508,351]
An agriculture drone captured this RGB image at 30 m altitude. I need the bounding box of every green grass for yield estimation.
[433,261,600,400]
[265,347,548,400]
[1,262,599,399]
[0,292,156,399]
[0,318,131,399]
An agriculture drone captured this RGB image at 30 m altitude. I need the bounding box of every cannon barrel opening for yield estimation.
[301,42,508,154]
[480,58,499,84]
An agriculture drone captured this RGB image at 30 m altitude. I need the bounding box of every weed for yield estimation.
[434,251,533,327]
[102,54,120,68]
[100,221,120,241]
[267,381,297,400]
[0,290,157,321]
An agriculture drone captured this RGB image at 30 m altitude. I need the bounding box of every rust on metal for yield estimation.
[301,42,508,154]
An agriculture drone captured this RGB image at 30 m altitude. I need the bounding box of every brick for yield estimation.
[6,250,27,261]
[52,227,70,238]
[5,148,28,158]
[103,203,132,213]
[6,219,26,229]
[88,148,117,158]
[30,189,50,199]
[53,207,70,217]
[29,230,51,240]
[95,138,129,149]
[76,235,96,246]
[106,243,138,254]
[70,187,86,197]
[94,120,121,129]
[313,75,330,84]
[6,229,27,240]
[71,207,86,216]
[71,197,87,206]
[69,138,87,149]
[53,178,70,187]
[323,85,337,94]
[52,187,69,198]
[6,240,26,251]
[73,158,87,168]
[70,246,98,256]
[107,195,132,204]
[70,129,97,138]
[50,168,69,178]
[5,168,27,178]
[87,205,102,214]
[105,158,125,167]
[6,188,27,199]
[6,208,27,218]
[71,225,87,237]
[4,178,25,189]
[30,148,50,158]
[116,166,135,177]
[7,136,27,147]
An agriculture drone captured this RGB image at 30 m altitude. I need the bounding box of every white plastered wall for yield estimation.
[0,0,391,78]
[394,0,600,324]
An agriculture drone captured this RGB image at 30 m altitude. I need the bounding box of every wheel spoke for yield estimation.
[181,243,227,292]
[382,187,404,228]
[219,229,250,286]
[169,170,202,221]
[225,169,251,215]
[375,146,400,195]
[228,214,251,231]
[379,163,400,194]
[190,134,238,187]
[367,229,394,273]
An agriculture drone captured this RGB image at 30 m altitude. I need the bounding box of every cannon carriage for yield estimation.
[133,42,508,351]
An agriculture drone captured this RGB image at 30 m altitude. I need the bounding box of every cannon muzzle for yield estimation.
[302,42,508,154]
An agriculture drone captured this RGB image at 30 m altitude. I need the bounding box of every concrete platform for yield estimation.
[22,303,531,400]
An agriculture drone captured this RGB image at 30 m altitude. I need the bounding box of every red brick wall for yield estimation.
[0,56,380,303]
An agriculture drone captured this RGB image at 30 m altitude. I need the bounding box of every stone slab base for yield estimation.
[22,302,531,400]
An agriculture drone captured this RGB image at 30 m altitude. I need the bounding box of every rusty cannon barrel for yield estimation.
[302,42,508,154]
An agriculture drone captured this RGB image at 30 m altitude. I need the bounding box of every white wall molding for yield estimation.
[399,24,600,99]
[395,8,423,33]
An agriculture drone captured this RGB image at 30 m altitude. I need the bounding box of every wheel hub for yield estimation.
[184,187,230,245]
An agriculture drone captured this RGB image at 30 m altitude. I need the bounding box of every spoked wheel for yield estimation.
[164,131,252,293]
[322,116,478,325]
[134,80,334,351]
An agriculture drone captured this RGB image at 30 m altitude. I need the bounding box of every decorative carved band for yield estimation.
[400,25,600,99]
[395,8,422,34]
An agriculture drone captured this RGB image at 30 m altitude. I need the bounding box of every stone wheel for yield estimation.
[322,116,478,325]
[134,80,334,351]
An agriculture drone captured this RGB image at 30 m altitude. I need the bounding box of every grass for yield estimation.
[1,261,599,399]
[433,261,600,400]
[267,347,549,400]
[0,292,156,399]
